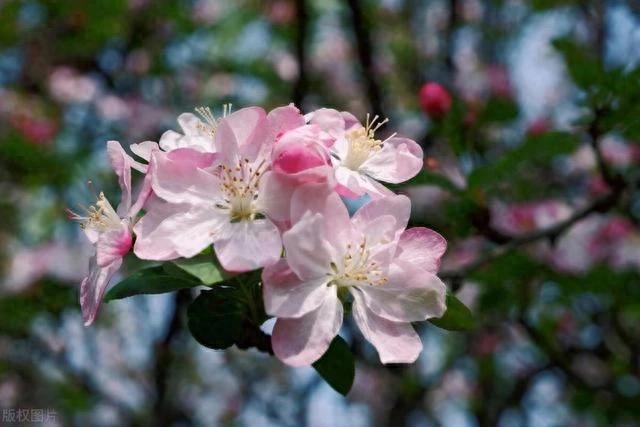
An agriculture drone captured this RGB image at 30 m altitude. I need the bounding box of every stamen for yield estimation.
[68,191,121,232]
[330,237,388,287]
[341,113,392,171]
[194,104,232,139]
[214,156,269,222]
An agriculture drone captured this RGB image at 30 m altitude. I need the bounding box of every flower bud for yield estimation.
[272,125,333,184]
[419,82,452,119]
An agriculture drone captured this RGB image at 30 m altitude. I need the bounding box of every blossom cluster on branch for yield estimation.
[69,104,449,367]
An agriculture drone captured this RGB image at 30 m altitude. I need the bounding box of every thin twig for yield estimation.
[440,189,622,280]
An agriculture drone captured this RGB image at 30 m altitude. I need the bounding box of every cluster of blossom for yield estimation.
[491,200,640,273]
[70,104,448,366]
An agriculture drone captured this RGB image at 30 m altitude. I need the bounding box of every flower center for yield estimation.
[330,238,388,287]
[342,114,394,171]
[68,192,122,232]
[195,104,232,139]
[215,158,268,222]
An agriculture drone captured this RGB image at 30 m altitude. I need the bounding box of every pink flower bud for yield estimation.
[419,82,452,119]
[272,125,333,184]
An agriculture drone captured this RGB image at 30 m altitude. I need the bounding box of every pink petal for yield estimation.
[262,259,332,318]
[213,218,282,272]
[150,149,219,205]
[351,290,423,364]
[340,111,360,130]
[128,168,153,218]
[334,166,394,199]
[282,212,335,280]
[272,286,343,366]
[307,108,346,140]
[352,193,411,243]
[129,140,158,166]
[215,107,268,161]
[177,112,204,135]
[267,103,305,140]
[360,137,423,184]
[396,227,447,274]
[272,125,334,185]
[133,201,224,260]
[96,224,132,268]
[81,256,122,326]
[106,140,132,217]
[355,264,446,322]
[159,113,216,152]
[289,184,353,254]
[257,172,296,223]
[290,183,348,224]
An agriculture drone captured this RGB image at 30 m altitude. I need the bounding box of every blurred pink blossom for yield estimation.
[48,67,99,104]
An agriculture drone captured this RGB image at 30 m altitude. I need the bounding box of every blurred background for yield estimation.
[1,0,640,426]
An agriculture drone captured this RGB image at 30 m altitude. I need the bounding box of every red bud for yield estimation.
[419,82,452,119]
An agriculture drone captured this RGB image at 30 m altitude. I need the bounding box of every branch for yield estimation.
[152,289,192,425]
[445,0,457,72]
[440,189,622,280]
[587,107,624,189]
[291,0,309,106]
[346,0,385,118]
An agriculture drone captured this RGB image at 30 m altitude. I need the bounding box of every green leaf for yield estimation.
[552,37,603,89]
[187,287,245,350]
[429,293,474,331]
[312,336,355,396]
[478,97,519,124]
[187,270,267,350]
[467,132,579,198]
[104,266,200,302]
[172,254,229,285]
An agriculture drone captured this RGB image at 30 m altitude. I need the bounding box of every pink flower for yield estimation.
[308,108,423,198]
[68,141,151,325]
[262,185,447,366]
[129,105,233,162]
[133,107,284,272]
[490,200,572,236]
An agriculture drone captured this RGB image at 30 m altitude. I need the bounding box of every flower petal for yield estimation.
[262,259,332,318]
[213,218,282,272]
[396,227,447,274]
[129,140,158,165]
[360,137,423,184]
[133,201,224,260]
[158,113,216,153]
[307,108,346,140]
[334,166,394,199]
[272,125,333,183]
[128,168,153,218]
[150,149,219,205]
[268,103,305,139]
[351,289,422,364]
[81,256,122,326]
[282,212,334,280]
[96,224,132,267]
[215,107,269,162]
[272,286,343,366]
[257,171,296,223]
[355,264,447,322]
[351,193,411,243]
[106,140,132,217]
